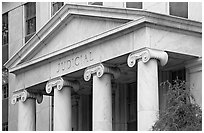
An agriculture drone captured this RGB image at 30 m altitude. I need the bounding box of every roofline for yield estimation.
[5,3,202,70]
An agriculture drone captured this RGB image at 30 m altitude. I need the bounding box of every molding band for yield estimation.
[84,63,120,81]
[127,48,168,67]
[45,77,80,94]
[11,90,43,104]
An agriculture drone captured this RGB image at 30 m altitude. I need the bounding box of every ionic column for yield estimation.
[46,77,79,131]
[84,63,120,131]
[11,90,43,131]
[127,48,168,131]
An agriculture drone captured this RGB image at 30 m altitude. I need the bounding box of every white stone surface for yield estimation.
[189,71,202,107]
[103,2,124,8]
[2,2,24,14]
[33,16,125,60]
[36,95,50,131]
[148,27,202,57]
[54,86,72,130]
[188,2,202,22]
[185,59,202,107]
[8,73,18,130]
[36,2,51,31]
[15,28,147,91]
[18,99,36,131]
[93,74,112,131]
[143,2,168,15]
[9,5,24,58]
[138,59,158,131]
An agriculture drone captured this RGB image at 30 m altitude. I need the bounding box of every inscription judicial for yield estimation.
[57,51,94,73]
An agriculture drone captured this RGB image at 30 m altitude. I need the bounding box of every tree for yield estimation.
[152,79,202,131]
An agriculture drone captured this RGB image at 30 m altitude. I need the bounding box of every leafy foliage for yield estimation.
[152,79,202,131]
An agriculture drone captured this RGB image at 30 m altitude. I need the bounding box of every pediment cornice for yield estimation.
[5,4,202,74]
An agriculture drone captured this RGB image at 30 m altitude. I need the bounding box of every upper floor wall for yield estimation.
[69,2,202,22]
[2,2,202,59]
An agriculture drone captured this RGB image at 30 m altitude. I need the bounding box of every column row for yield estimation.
[11,48,168,131]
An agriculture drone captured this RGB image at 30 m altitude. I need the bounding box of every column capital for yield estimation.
[45,77,80,94]
[84,63,120,81]
[127,48,168,67]
[11,90,43,105]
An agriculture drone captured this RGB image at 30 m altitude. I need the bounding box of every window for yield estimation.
[127,82,137,131]
[2,84,8,99]
[88,2,103,6]
[52,2,64,16]
[2,13,8,65]
[2,122,8,131]
[25,2,36,42]
[2,13,8,46]
[169,2,188,18]
[171,68,186,82]
[126,2,142,9]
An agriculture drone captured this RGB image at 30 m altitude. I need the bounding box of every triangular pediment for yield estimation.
[5,4,201,74]
[28,15,129,62]
[5,4,143,71]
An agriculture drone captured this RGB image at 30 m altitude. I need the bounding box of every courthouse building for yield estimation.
[2,2,202,131]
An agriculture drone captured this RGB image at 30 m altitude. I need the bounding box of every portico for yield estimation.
[5,4,201,131]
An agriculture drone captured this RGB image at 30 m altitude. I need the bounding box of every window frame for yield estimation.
[2,83,9,99]
[169,2,188,18]
[24,2,36,42]
[2,13,9,46]
[125,2,143,9]
[88,2,103,6]
[51,2,64,16]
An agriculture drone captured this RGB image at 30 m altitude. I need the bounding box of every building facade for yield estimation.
[2,2,202,131]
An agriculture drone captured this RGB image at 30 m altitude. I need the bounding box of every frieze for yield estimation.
[56,51,94,73]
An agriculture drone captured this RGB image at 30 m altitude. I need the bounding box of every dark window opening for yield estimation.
[89,95,92,131]
[88,2,103,6]
[2,122,8,131]
[2,13,8,46]
[52,2,64,16]
[171,68,186,82]
[127,82,137,131]
[2,84,8,99]
[126,2,142,9]
[2,13,8,65]
[25,2,36,42]
[169,2,188,18]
